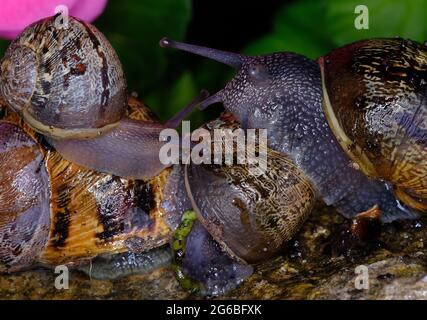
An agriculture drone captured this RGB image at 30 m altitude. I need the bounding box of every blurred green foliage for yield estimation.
[245,0,427,59]
[1,0,427,127]
[96,0,192,99]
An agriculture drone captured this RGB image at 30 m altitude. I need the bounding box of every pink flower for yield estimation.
[0,0,108,40]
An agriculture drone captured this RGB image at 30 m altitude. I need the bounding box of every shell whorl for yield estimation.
[320,38,427,212]
[0,121,50,272]
[0,16,127,139]
[185,113,316,263]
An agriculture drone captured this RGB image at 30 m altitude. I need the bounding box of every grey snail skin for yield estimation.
[0,16,207,180]
[160,37,427,222]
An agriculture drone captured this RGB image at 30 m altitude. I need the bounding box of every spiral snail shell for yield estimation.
[172,113,316,295]
[319,39,427,212]
[0,16,126,138]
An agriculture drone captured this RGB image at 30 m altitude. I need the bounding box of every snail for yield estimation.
[0,15,206,180]
[160,37,427,222]
[0,96,191,273]
[0,91,316,295]
[172,113,316,296]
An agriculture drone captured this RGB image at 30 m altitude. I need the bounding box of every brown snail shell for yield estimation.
[184,113,316,264]
[319,38,427,212]
[0,97,189,272]
[0,121,50,272]
[0,16,126,139]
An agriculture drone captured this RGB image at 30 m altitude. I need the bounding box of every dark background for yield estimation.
[187,0,286,50]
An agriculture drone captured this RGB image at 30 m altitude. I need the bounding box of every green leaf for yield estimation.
[245,0,427,60]
[325,0,427,45]
[95,0,192,97]
[245,0,334,59]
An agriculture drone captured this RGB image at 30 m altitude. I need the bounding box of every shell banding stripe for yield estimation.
[28,20,69,111]
[81,21,111,110]
[50,181,72,248]
[354,41,427,97]
[41,158,173,265]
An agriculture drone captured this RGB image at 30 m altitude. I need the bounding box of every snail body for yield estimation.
[0,98,189,273]
[160,37,427,222]
[0,16,202,180]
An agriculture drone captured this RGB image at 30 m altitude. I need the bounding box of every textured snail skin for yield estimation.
[180,220,253,296]
[161,39,423,222]
[48,119,169,179]
[0,98,190,273]
[78,246,172,280]
[220,53,417,222]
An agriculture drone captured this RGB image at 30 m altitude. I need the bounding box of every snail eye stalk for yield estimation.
[159,37,244,69]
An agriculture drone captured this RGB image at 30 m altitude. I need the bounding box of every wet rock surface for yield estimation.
[1,203,426,300]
